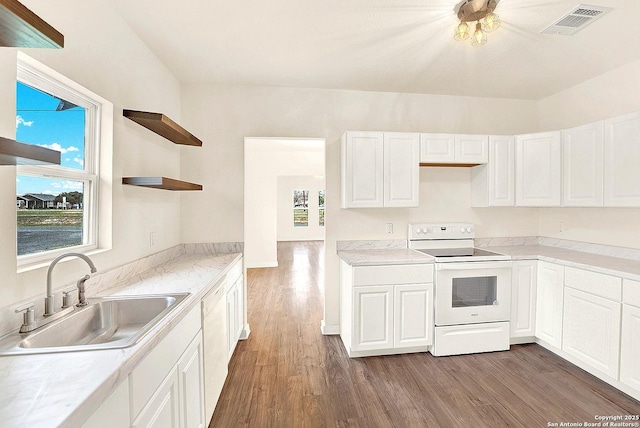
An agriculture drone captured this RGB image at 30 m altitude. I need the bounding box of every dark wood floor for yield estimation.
[210,241,640,427]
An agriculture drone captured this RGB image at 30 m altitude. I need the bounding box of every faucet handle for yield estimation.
[15,302,35,329]
[62,285,76,309]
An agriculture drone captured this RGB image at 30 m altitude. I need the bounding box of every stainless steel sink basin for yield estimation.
[0,293,189,355]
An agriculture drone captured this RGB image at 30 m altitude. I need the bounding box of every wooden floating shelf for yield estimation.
[0,136,61,165]
[0,0,64,48]
[419,163,482,168]
[123,109,203,147]
[122,177,203,191]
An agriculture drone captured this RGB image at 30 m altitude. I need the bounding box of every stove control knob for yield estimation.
[460,227,465,233]
[416,228,423,234]
[466,227,472,233]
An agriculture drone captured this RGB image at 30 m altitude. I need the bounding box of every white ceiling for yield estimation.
[107,0,640,100]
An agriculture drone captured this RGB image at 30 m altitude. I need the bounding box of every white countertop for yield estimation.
[0,251,241,428]
[339,244,640,282]
[338,248,434,266]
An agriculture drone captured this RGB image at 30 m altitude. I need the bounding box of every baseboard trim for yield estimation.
[320,321,340,335]
[245,261,278,268]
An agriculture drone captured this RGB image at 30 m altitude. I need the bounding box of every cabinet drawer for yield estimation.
[130,303,201,420]
[564,266,622,301]
[353,264,433,286]
[624,279,640,308]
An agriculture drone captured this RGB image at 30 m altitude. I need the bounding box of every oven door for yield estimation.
[435,261,511,326]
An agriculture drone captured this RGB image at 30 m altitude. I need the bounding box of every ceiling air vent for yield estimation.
[541,4,612,35]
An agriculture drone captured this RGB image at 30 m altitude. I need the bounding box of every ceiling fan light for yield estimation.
[471,22,487,46]
[482,12,501,32]
[454,21,470,41]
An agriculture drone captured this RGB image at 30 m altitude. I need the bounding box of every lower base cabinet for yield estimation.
[620,301,640,391]
[81,378,130,428]
[535,261,564,349]
[510,260,537,341]
[340,261,434,357]
[132,369,181,428]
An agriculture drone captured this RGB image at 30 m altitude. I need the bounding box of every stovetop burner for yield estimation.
[407,222,511,263]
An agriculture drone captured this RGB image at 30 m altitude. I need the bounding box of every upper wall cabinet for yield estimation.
[0,0,64,48]
[470,135,515,207]
[562,121,604,207]
[341,131,419,208]
[420,134,488,165]
[515,131,562,207]
[604,112,640,207]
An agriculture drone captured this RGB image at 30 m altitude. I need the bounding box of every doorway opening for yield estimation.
[243,137,326,269]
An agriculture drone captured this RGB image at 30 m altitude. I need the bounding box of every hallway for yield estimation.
[210,241,639,427]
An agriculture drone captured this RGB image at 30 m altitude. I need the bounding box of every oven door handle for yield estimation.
[435,261,512,271]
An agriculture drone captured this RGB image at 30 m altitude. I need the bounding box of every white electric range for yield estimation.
[408,223,512,356]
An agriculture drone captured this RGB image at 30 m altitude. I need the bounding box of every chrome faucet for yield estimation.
[45,253,97,316]
[16,252,97,333]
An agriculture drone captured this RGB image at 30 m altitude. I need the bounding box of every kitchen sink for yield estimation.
[0,293,189,356]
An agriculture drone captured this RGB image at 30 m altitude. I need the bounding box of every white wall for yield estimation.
[244,138,324,267]
[0,1,184,312]
[180,84,539,330]
[277,175,325,242]
[537,58,640,249]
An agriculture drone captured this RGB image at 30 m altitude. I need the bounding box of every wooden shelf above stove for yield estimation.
[0,0,64,48]
[123,110,202,147]
[122,176,203,191]
[0,136,61,165]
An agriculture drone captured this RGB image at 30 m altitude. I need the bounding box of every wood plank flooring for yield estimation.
[210,241,640,427]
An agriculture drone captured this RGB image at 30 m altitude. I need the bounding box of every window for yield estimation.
[293,190,308,227]
[15,53,110,265]
[318,190,325,226]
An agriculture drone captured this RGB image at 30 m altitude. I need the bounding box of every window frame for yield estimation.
[16,53,107,268]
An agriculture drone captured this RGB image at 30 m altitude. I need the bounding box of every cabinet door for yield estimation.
[470,135,515,207]
[178,333,206,428]
[604,112,640,206]
[226,285,238,361]
[419,133,455,163]
[516,131,562,206]
[132,369,180,428]
[341,131,384,208]
[455,134,488,164]
[394,283,433,349]
[562,121,604,207]
[535,261,564,349]
[353,285,394,351]
[620,304,640,391]
[563,287,621,378]
[234,275,244,341]
[383,132,419,207]
[511,260,537,339]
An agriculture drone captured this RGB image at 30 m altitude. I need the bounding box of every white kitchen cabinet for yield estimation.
[604,111,640,206]
[341,131,419,208]
[226,259,245,361]
[420,133,455,162]
[178,333,206,428]
[341,131,384,208]
[562,287,621,378]
[510,260,537,341]
[420,133,487,164]
[620,279,640,392]
[82,379,130,428]
[340,262,433,357]
[470,135,516,207]
[202,279,228,423]
[394,283,433,349]
[383,132,420,207]
[535,261,564,350]
[515,131,561,206]
[353,285,395,351]
[562,121,604,207]
[132,368,181,428]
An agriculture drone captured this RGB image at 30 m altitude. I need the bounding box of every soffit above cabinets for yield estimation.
[0,136,61,166]
[0,0,64,48]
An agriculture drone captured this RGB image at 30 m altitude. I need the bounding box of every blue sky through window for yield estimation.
[16,82,86,196]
